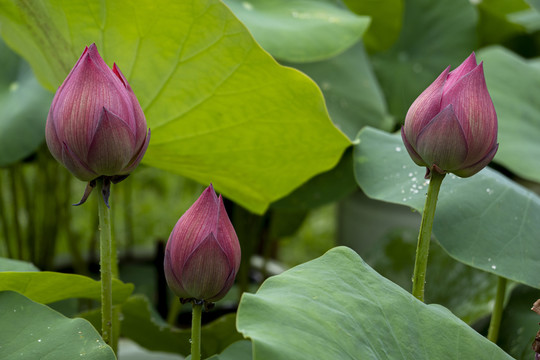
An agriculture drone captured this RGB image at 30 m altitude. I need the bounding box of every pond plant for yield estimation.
[0,1,539,360]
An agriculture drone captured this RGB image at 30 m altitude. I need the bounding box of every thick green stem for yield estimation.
[411,171,445,302]
[191,302,203,360]
[97,178,113,347]
[487,276,507,343]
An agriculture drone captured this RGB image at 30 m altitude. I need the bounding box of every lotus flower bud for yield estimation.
[45,44,150,204]
[401,53,498,178]
[164,185,241,305]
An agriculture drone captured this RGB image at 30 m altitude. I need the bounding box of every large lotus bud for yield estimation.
[164,185,241,304]
[401,53,498,178]
[46,44,150,184]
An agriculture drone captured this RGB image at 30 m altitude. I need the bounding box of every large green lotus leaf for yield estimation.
[81,294,242,357]
[354,127,540,289]
[478,46,540,182]
[0,0,350,213]
[0,38,52,167]
[223,0,370,62]
[497,285,540,359]
[237,247,512,360]
[0,291,115,360]
[284,42,394,140]
[337,194,499,324]
[372,0,477,120]
[0,271,133,304]
[342,0,403,52]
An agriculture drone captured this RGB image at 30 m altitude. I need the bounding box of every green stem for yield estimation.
[8,166,23,259]
[487,276,507,343]
[191,302,203,360]
[0,171,13,258]
[97,178,113,347]
[411,171,445,302]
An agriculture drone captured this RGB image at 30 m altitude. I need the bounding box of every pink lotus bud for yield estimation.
[401,53,498,178]
[164,185,241,304]
[45,44,150,184]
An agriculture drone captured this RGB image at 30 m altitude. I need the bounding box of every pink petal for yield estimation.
[168,186,220,261]
[444,52,477,91]
[416,105,468,173]
[404,67,449,145]
[61,142,98,181]
[401,127,427,167]
[217,194,241,273]
[441,63,498,166]
[86,108,136,175]
[122,128,150,174]
[453,143,498,178]
[164,248,189,299]
[181,233,231,301]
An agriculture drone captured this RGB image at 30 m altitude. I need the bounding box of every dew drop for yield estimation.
[395,146,402,152]
[37,339,41,343]
[491,265,497,270]
[242,1,253,10]
[408,172,413,177]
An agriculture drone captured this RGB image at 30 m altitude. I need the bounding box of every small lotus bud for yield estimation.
[164,185,241,304]
[401,53,498,178]
[45,44,150,204]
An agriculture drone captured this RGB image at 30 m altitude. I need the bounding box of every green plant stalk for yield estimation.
[487,276,507,343]
[8,166,23,259]
[411,171,445,302]
[97,178,113,347]
[0,171,13,258]
[191,302,203,360]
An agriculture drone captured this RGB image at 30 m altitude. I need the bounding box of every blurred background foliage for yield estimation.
[1,0,540,359]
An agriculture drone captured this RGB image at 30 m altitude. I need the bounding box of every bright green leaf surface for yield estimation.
[354,127,540,289]
[0,38,52,167]
[0,291,115,360]
[342,0,403,52]
[223,0,370,62]
[478,46,540,182]
[285,42,394,140]
[372,0,477,120]
[0,271,133,304]
[237,247,512,360]
[0,0,350,213]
